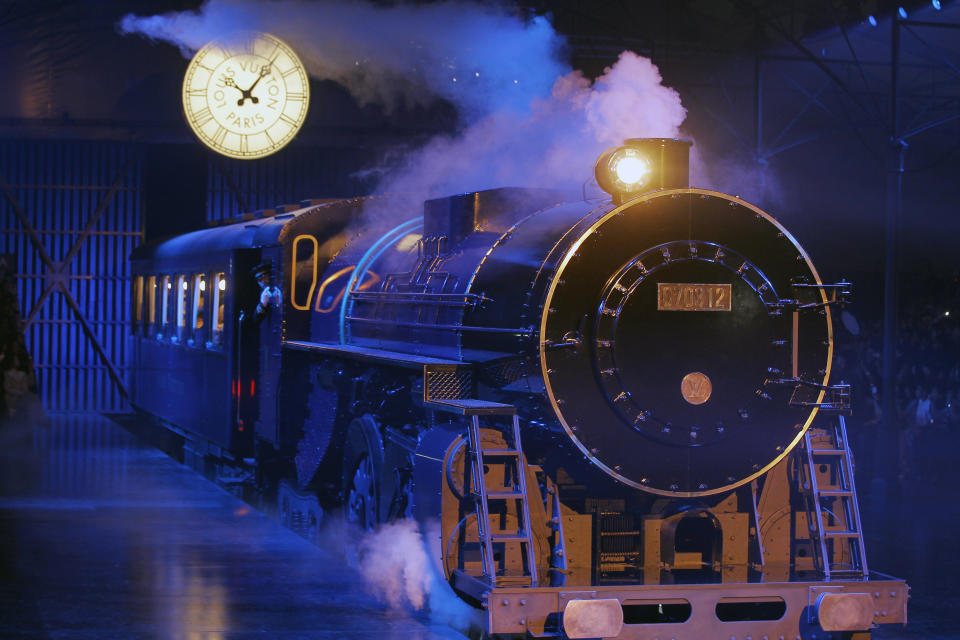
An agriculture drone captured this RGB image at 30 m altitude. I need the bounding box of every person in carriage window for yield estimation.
[252,262,282,319]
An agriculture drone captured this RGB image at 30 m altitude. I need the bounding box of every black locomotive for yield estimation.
[130,139,907,639]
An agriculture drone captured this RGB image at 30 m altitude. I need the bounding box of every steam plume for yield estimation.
[376,51,686,200]
[119,0,688,203]
[356,519,482,633]
[118,0,566,118]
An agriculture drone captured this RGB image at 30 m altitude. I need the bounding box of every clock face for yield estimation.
[182,33,309,159]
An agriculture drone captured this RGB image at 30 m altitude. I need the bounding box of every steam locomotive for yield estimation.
[130,139,907,639]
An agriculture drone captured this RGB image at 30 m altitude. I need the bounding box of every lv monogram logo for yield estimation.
[681,372,712,405]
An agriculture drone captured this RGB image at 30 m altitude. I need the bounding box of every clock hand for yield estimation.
[239,65,271,105]
[220,77,248,106]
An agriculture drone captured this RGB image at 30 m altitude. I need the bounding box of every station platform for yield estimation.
[0,412,956,639]
[0,414,465,640]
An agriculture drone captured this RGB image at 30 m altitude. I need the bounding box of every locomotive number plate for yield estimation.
[657,283,731,311]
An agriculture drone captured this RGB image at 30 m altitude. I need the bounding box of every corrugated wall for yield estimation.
[207,145,374,222]
[0,140,142,413]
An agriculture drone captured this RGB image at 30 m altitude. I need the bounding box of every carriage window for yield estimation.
[192,275,207,344]
[192,275,206,330]
[160,276,171,332]
[133,276,143,331]
[146,276,157,327]
[175,275,188,340]
[210,273,226,347]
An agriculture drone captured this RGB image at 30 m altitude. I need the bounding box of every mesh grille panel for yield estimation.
[425,365,472,401]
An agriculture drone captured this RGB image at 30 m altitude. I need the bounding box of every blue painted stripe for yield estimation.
[338,217,422,344]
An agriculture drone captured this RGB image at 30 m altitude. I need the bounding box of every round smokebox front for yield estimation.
[539,189,832,497]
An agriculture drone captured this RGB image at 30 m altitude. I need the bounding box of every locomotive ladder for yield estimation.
[428,399,539,587]
[801,415,869,579]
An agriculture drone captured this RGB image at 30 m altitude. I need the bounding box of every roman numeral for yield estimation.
[264,129,275,146]
[187,89,206,98]
[282,67,298,78]
[240,135,249,153]
[286,92,305,101]
[193,107,214,127]
[279,113,297,126]
[211,125,227,146]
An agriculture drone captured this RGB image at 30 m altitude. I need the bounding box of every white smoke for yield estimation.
[118,0,566,118]
[119,0,688,206]
[376,51,686,200]
[355,519,482,633]
[357,519,431,610]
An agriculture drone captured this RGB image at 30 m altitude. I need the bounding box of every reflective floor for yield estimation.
[0,414,464,640]
[0,413,956,639]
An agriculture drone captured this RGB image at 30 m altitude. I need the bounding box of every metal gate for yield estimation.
[0,139,374,412]
[0,140,142,412]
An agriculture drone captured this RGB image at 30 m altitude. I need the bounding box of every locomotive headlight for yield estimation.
[595,138,693,204]
[611,151,652,188]
[595,147,652,200]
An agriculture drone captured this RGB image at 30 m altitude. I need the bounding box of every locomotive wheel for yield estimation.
[342,415,384,531]
[346,454,377,530]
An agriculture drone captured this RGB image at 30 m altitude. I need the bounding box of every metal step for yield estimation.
[829,568,865,574]
[490,533,532,543]
[494,575,534,587]
[824,530,860,537]
[486,490,525,499]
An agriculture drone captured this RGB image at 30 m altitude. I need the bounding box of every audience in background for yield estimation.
[838,267,960,479]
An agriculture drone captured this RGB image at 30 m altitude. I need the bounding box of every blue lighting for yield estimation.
[898,6,908,18]
[868,15,878,26]
[338,217,422,343]
[933,0,942,9]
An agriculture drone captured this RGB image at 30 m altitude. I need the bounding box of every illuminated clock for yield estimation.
[182,32,309,159]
